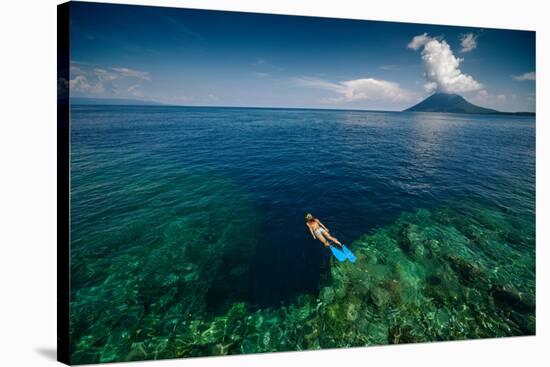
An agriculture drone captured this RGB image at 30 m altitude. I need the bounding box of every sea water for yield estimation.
[69,106,535,363]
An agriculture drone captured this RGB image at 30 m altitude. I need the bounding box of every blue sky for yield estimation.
[69,2,536,112]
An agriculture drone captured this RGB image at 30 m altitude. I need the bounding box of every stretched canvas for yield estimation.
[57,1,536,364]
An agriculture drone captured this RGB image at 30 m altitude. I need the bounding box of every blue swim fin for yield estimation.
[330,245,347,262]
[341,245,357,263]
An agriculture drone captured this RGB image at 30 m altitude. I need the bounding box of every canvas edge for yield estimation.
[57,1,71,365]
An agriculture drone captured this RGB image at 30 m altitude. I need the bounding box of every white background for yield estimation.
[0,0,547,365]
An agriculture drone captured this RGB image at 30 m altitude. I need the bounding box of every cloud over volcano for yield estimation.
[408,33,482,93]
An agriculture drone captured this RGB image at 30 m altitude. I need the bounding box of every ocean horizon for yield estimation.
[70,100,536,115]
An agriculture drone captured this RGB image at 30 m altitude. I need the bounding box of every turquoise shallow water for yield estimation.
[69,106,535,363]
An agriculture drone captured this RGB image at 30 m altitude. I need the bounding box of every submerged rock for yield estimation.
[99,344,119,363]
[240,334,260,354]
[370,287,391,309]
[490,284,535,312]
[345,303,360,322]
[388,324,417,344]
[162,273,179,286]
[127,341,149,361]
[245,313,264,330]
[380,278,403,304]
[320,286,335,304]
[199,317,226,344]
[445,254,486,286]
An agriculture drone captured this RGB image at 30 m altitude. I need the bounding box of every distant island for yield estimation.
[405,93,535,116]
[72,97,164,106]
[72,95,534,116]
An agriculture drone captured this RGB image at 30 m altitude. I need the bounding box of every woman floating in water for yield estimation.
[305,213,343,248]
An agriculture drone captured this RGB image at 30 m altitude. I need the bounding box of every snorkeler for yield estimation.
[305,213,343,248]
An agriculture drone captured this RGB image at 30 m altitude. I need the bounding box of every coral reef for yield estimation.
[70,203,535,364]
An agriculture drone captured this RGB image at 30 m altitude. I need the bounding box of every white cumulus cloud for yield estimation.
[296,77,414,103]
[513,72,536,81]
[408,33,483,93]
[70,63,151,97]
[471,89,507,108]
[460,33,478,53]
[110,67,151,80]
[70,75,105,95]
[407,33,432,50]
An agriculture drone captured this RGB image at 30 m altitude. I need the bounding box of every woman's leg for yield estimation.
[317,234,331,248]
[324,233,342,246]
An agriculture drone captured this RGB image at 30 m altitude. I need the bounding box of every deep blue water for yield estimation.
[70,106,535,363]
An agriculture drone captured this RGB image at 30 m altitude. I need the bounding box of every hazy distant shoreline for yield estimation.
[72,97,535,117]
